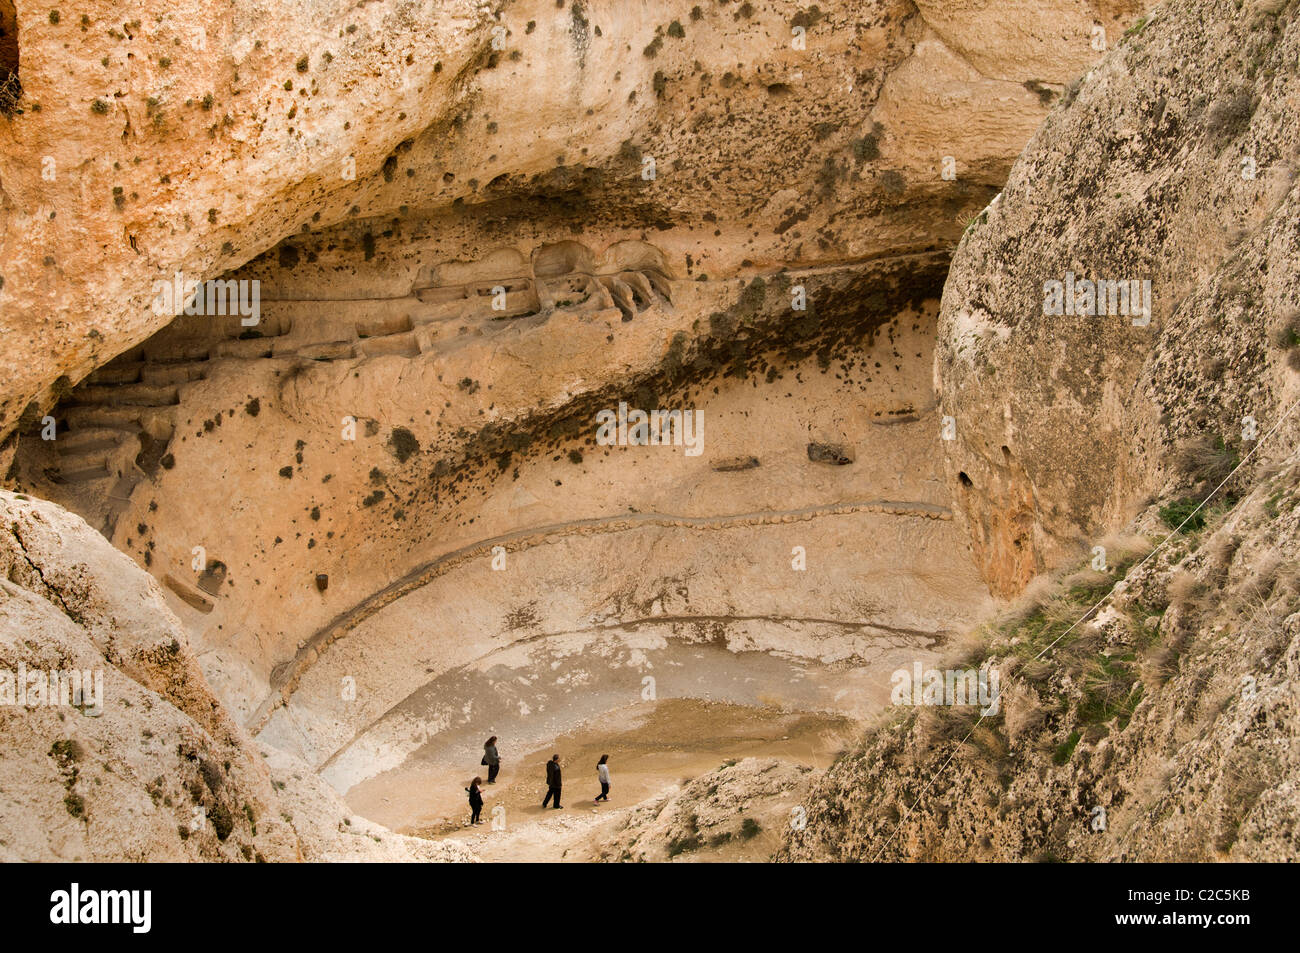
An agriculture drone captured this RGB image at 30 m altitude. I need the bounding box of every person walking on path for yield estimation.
[483,736,501,784]
[466,777,485,825]
[594,754,611,803]
[542,754,563,809]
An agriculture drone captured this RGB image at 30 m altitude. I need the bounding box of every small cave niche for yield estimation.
[135,429,170,477]
[958,471,973,488]
[196,559,228,596]
[807,442,855,466]
[0,0,21,115]
[713,455,760,472]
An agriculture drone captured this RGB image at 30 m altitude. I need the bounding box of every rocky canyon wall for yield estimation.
[783,0,1300,862]
[9,0,1254,865]
[1,0,1138,444]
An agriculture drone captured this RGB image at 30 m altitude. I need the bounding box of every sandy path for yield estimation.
[345,698,856,862]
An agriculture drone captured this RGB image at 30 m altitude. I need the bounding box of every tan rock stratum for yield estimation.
[5,0,1297,863]
[784,0,1300,862]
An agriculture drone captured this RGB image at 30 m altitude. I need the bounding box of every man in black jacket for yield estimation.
[542,754,562,809]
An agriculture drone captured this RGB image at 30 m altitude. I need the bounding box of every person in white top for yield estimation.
[595,754,611,803]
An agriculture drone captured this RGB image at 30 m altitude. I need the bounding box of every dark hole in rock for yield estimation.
[807,442,854,465]
[713,455,760,472]
[197,559,227,596]
[0,0,20,115]
[135,431,169,476]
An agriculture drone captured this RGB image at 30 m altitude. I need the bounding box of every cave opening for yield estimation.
[4,211,995,859]
[0,0,20,115]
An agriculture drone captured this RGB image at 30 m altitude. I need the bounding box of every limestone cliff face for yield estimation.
[0,0,1138,445]
[0,0,491,440]
[1,1,1141,773]
[0,489,470,860]
[0,488,301,860]
[782,0,1300,862]
[936,0,1300,596]
[6,0,1226,864]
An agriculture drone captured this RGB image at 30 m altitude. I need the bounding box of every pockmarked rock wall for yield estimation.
[1,0,1148,740]
[936,0,1300,596]
[0,0,1172,861]
[1,0,1141,446]
[0,0,492,441]
[0,489,472,860]
[782,0,1300,862]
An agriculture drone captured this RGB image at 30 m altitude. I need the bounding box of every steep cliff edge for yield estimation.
[937,0,1300,596]
[0,489,470,861]
[781,0,1300,862]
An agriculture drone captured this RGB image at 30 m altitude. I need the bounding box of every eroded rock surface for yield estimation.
[15,0,1272,866]
[937,0,1300,595]
[0,489,468,861]
[0,489,300,860]
[783,0,1300,862]
[1,0,1136,441]
[598,756,814,862]
[782,467,1300,861]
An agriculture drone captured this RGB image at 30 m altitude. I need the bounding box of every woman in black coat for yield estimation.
[483,736,500,783]
[466,776,485,825]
